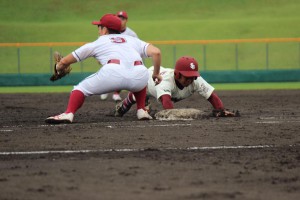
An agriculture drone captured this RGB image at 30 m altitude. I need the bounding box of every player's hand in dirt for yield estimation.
[212,109,240,117]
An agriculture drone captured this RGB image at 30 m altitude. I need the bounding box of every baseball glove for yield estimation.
[50,51,72,81]
[212,109,240,117]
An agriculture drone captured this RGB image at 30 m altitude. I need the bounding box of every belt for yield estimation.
[107,59,143,66]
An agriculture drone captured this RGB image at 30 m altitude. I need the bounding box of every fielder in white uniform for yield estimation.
[115,56,235,117]
[101,10,139,101]
[117,10,138,38]
[121,26,138,38]
[45,14,162,124]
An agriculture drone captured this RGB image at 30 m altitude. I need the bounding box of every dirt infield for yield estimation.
[0,90,299,200]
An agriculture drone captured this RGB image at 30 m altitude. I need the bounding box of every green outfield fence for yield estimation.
[0,38,300,86]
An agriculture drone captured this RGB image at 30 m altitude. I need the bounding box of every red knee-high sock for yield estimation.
[133,87,146,110]
[65,90,85,114]
[122,92,136,109]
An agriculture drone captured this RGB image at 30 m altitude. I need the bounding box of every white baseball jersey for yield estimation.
[72,34,150,96]
[147,66,214,102]
[121,27,138,38]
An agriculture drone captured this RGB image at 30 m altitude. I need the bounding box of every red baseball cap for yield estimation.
[92,14,122,32]
[175,56,200,77]
[116,11,128,19]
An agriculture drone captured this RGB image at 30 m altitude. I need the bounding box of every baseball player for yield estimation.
[115,56,236,117]
[45,13,162,124]
[117,10,138,38]
[101,10,139,101]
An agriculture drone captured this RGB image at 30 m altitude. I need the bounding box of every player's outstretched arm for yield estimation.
[160,94,174,109]
[207,92,224,109]
[56,54,77,72]
[146,44,162,84]
[50,52,75,82]
[208,92,238,117]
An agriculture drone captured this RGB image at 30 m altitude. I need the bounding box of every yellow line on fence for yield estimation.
[0,42,87,47]
[0,38,300,47]
[150,38,300,44]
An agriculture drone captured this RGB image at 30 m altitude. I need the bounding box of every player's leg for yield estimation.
[45,65,120,124]
[126,65,152,120]
[45,89,85,124]
[115,92,136,117]
[133,87,152,120]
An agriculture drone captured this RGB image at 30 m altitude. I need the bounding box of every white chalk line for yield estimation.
[2,119,300,130]
[0,144,298,156]
[0,129,13,132]
[0,123,192,132]
[105,123,192,128]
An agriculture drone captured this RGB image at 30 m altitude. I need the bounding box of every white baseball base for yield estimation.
[154,108,205,120]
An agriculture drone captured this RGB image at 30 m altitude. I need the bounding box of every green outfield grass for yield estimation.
[1,82,300,93]
[1,0,299,41]
[0,0,299,76]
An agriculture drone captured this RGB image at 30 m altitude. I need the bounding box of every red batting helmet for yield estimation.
[174,56,200,79]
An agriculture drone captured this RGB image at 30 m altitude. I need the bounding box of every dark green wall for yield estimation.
[1,70,300,86]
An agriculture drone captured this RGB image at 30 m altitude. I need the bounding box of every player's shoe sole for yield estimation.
[45,118,72,124]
